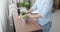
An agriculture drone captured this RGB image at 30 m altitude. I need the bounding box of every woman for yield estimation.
[25,0,53,32]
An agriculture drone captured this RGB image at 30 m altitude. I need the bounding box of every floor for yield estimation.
[50,10,60,32]
[7,10,60,32]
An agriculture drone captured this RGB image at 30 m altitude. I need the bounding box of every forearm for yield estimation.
[27,14,42,18]
[32,14,42,18]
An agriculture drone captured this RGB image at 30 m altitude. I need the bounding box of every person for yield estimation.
[25,0,53,32]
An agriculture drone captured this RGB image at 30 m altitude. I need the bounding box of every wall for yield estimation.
[0,21,3,32]
[0,0,8,32]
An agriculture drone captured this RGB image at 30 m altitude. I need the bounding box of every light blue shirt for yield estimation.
[32,0,53,26]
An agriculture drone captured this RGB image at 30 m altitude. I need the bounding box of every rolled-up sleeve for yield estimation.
[32,0,38,10]
[37,0,53,18]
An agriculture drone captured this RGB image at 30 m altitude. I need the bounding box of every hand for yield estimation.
[27,14,33,18]
[25,10,29,14]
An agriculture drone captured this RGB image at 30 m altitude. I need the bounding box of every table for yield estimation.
[12,10,42,32]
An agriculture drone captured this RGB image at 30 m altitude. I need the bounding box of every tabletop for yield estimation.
[12,9,42,32]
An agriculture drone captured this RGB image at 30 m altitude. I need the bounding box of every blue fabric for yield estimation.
[32,0,53,26]
[42,22,52,32]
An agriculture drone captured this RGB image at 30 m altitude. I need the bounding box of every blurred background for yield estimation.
[0,0,60,32]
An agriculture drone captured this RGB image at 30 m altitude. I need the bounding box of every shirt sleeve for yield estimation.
[32,0,38,10]
[37,0,53,18]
